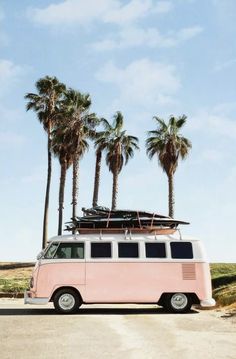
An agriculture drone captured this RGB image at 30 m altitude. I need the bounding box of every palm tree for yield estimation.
[25,76,66,248]
[92,119,114,208]
[63,89,99,218]
[146,115,192,218]
[52,114,90,234]
[103,112,139,210]
[51,122,73,235]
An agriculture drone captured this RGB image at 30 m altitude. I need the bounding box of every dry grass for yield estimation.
[0,263,34,294]
[210,263,236,307]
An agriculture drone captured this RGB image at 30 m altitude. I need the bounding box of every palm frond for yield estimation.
[153,116,168,131]
[113,111,123,132]
[176,114,187,128]
[25,76,66,132]
[146,114,191,175]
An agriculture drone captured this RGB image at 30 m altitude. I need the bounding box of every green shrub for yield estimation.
[0,278,29,293]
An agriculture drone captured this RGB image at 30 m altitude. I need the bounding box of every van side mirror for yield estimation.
[37,250,45,260]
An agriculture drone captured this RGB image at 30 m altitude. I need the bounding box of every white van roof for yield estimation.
[48,233,200,243]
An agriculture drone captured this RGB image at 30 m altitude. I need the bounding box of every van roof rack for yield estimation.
[65,206,189,234]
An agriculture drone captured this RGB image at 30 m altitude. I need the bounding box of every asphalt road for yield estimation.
[0,299,235,359]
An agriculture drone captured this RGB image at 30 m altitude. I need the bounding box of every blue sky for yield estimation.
[0,0,236,262]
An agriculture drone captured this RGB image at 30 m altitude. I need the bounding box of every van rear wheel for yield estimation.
[164,293,192,313]
[53,289,81,314]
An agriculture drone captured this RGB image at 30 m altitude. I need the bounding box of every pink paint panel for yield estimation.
[35,262,86,299]
[85,262,212,303]
[32,261,212,304]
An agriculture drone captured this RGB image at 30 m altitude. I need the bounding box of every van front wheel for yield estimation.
[165,293,192,313]
[53,289,81,314]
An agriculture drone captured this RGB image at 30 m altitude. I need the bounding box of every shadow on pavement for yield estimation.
[0,307,199,316]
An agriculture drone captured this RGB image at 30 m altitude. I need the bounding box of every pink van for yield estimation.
[24,233,215,313]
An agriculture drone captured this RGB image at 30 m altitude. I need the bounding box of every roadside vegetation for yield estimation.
[211,263,236,307]
[1,262,235,307]
[0,263,34,296]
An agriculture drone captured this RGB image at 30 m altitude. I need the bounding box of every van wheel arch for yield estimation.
[50,286,83,303]
[158,292,200,311]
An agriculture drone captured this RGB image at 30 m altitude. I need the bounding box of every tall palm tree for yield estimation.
[51,122,73,235]
[63,89,99,218]
[146,115,192,218]
[25,76,66,248]
[52,115,90,234]
[103,112,139,210]
[92,119,114,208]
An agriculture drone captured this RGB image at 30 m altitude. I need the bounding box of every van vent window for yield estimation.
[91,243,112,258]
[118,243,139,258]
[170,242,193,259]
[145,243,166,258]
[44,243,59,259]
[54,243,84,259]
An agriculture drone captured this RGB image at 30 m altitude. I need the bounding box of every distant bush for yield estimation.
[0,263,34,270]
[213,284,236,306]
[0,278,29,293]
[210,264,236,306]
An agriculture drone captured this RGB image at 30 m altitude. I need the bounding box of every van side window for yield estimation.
[170,242,193,259]
[145,243,166,258]
[54,243,84,259]
[91,243,112,258]
[118,243,139,258]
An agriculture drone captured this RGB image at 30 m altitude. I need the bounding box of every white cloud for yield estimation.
[153,1,173,13]
[0,59,22,79]
[28,0,172,26]
[0,59,26,96]
[213,58,236,72]
[176,26,202,41]
[96,58,180,107]
[28,0,114,26]
[103,0,154,25]
[104,0,173,25]
[188,104,236,139]
[92,25,203,50]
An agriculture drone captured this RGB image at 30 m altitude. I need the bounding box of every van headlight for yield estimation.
[30,277,34,288]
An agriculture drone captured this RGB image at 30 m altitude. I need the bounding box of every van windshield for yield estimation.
[44,243,59,259]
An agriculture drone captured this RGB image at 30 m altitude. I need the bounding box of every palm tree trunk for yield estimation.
[58,160,67,235]
[92,151,102,208]
[168,173,175,218]
[111,168,119,210]
[72,156,79,219]
[42,128,52,249]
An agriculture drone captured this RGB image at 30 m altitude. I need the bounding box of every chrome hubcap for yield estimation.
[171,293,188,310]
[59,293,75,310]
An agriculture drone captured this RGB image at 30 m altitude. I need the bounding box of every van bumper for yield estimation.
[200,298,216,307]
[24,291,49,305]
